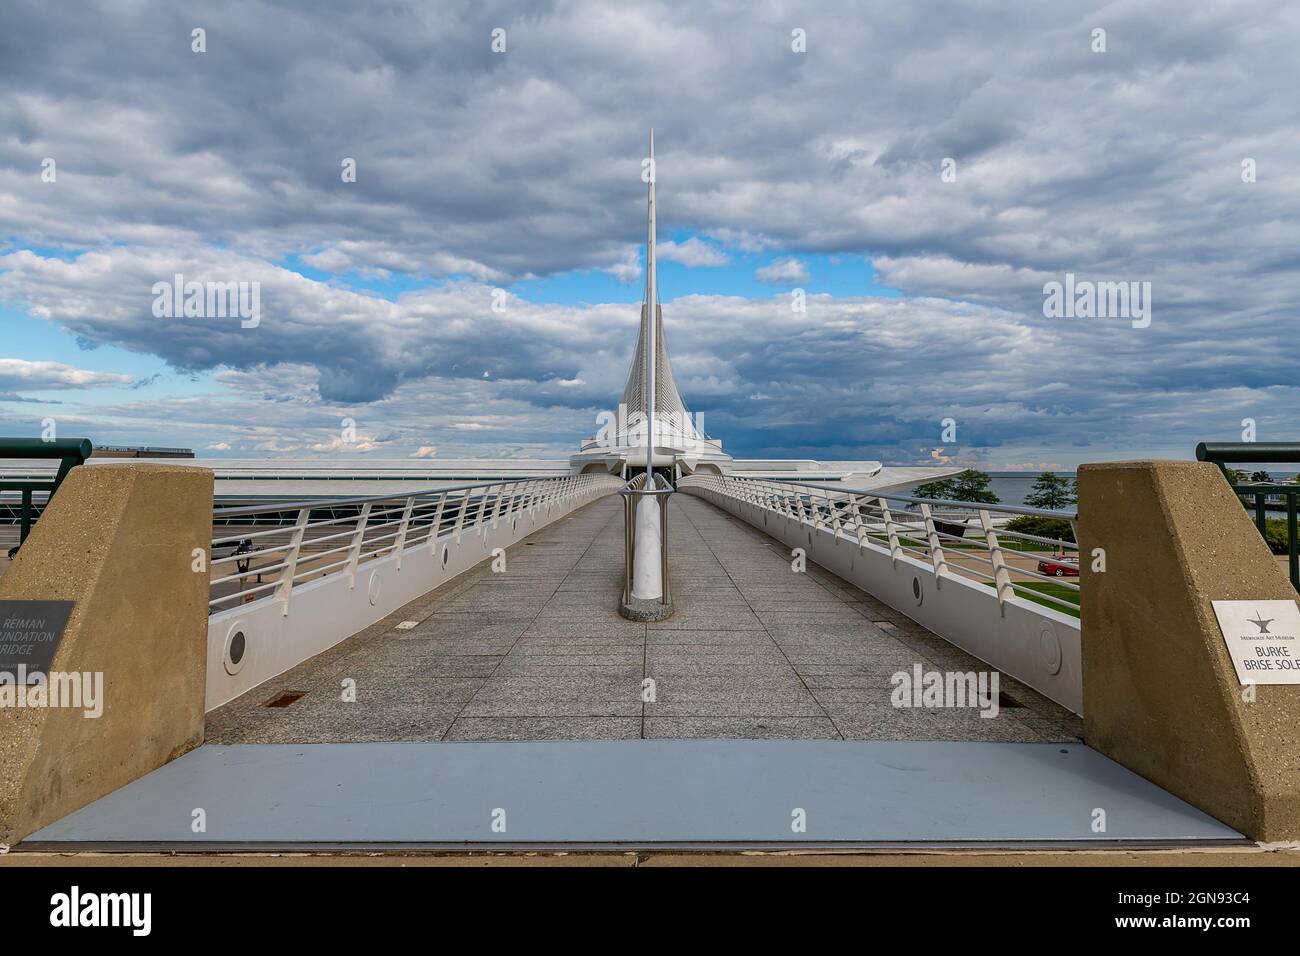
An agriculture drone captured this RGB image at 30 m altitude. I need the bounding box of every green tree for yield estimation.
[1225,467,1247,484]
[1250,470,1272,483]
[1024,471,1077,510]
[1004,515,1075,543]
[914,469,999,504]
[912,477,955,499]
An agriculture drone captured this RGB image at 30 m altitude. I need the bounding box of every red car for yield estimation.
[1037,555,1079,577]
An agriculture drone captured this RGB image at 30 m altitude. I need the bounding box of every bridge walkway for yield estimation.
[205,494,1083,744]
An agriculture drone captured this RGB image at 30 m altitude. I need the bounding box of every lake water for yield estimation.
[897,472,1077,508]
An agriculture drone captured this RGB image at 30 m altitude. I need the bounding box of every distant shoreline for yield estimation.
[899,470,1297,508]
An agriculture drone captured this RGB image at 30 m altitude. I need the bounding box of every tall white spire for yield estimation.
[569,131,730,477]
[644,129,656,474]
[619,132,701,448]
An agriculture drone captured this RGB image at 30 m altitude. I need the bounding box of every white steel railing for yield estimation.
[209,474,620,615]
[679,473,1083,712]
[679,474,1080,615]
[204,472,622,710]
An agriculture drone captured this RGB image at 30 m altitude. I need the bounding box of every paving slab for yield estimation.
[203,494,1073,744]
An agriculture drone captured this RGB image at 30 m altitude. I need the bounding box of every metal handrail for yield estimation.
[0,437,94,549]
[679,473,1080,616]
[210,476,554,519]
[209,473,621,613]
[745,478,1078,521]
[619,473,674,608]
[1195,441,1300,590]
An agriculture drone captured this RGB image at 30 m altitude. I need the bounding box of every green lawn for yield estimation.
[1011,581,1080,618]
[978,579,1080,617]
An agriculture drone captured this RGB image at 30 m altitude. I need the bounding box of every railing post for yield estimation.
[345,502,372,589]
[1289,491,1299,592]
[980,508,1013,611]
[849,494,866,546]
[276,507,310,616]
[920,502,949,583]
[491,481,511,529]
[19,487,33,543]
[455,492,471,543]
[429,494,448,552]
[879,497,902,565]
[393,497,414,570]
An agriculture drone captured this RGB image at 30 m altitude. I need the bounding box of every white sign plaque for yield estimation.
[1211,599,1300,685]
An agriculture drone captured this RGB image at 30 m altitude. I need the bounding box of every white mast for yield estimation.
[645,129,656,479]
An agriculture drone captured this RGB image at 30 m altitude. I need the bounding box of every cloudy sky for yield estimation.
[1,0,1297,468]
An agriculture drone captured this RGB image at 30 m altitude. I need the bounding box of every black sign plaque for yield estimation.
[0,600,75,681]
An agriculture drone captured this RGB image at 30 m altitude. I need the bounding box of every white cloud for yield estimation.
[755,258,810,284]
[658,238,729,267]
[603,247,642,283]
[0,359,132,391]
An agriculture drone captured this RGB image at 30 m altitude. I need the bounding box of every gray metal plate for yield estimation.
[25,740,1242,848]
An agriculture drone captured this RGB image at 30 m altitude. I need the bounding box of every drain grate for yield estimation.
[264,691,308,708]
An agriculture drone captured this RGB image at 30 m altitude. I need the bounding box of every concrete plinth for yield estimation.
[0,463,212,847]
[1079,460,1300,841]
[618,595,674,622]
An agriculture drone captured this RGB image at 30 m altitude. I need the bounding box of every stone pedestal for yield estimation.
[1079,460,1300,841]
[0,463,212,847]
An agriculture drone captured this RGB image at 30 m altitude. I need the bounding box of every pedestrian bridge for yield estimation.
[8,469,1267,850]
[200,494,1080,746]
[5,139,1298,850]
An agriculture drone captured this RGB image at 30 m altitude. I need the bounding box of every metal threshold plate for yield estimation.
[24,740,1242,848]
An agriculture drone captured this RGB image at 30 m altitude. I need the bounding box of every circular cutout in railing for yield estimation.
[1040,628,1063,675]
[441,544,450,569]
[367,571,381,607]
[912,576,923,606]
[223,624,249,676]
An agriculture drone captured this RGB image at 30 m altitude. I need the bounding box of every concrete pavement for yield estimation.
[205,494,1082,744]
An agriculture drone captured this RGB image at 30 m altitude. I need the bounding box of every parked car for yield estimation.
[1037,554,1079,577]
